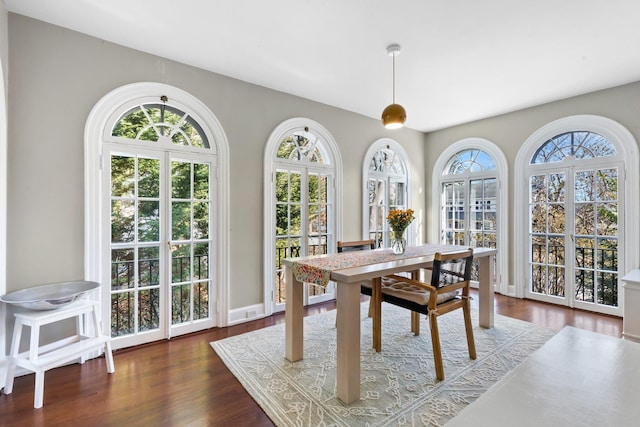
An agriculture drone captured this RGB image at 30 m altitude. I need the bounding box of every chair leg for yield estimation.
[463,300,477,360]
[429,311,445,380]
[411,311,420,335]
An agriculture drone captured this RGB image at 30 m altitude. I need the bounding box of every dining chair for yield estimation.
[336,240,376,317]
[372,248,476,380]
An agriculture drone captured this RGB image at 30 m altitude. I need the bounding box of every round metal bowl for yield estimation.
[0,281,100,310]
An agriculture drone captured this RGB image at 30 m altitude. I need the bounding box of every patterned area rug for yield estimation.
[211,303,556,426]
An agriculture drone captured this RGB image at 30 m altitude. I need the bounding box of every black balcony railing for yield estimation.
[532,244,618,306]
[275,244,327,304]
[110,254,209,337]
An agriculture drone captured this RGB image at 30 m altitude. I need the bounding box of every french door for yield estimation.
[527,163,622,316]
[273,166,333,312]
[440,176,497,285]
[106,146,216,348]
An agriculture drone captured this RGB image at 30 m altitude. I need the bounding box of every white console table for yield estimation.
[622,269,640,342]
[3,299,114,408]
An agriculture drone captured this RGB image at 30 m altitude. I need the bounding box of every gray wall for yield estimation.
[424,82,640,288]
[6,14,425,310]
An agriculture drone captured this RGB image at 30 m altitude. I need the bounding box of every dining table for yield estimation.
[282,243,497,405]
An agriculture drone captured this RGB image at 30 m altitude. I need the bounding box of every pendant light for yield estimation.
[381,44,406,129]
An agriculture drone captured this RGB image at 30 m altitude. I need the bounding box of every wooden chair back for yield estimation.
[337,239,375,253]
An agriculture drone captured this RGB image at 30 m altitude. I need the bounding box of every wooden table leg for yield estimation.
[478,254,495,328]
[285,265,304,362]
[336,281,361,404]
[372,277,381,352]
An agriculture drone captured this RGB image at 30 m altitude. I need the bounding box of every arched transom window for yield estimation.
[532,131,616,164]
[111,102,210,149]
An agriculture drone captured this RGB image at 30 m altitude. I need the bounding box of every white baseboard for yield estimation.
[227,303,266,326]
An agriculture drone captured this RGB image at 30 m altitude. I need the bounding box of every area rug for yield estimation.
[211,303,556,426]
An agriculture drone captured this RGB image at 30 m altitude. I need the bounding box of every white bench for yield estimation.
[3,299,114,408]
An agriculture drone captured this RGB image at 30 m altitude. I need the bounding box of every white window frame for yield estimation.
[263,118,343,315]
[432,138,510,295]
[362,138,413,246]
[515,115,639,310]
[84,82,230,334]
[0,57,7,385]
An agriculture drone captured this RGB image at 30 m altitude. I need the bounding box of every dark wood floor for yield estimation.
[0,292,622,427]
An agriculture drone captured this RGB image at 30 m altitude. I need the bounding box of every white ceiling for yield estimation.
[6,0,640,132]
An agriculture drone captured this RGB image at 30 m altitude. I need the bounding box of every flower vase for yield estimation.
[391,230,406,254]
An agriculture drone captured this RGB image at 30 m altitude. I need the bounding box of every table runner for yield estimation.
[289,243,469,287]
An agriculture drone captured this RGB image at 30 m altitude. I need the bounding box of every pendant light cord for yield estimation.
[392,53,396,104]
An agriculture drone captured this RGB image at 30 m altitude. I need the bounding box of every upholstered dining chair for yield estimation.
[372,248,476,380]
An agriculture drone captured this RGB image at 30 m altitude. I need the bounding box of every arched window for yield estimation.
[432,139,509,295]
[85,83,229,349]
[362,139,411,248]
[515,115,639,317]
[264,118,342,314]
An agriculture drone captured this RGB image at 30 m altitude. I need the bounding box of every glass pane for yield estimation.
[172,201,191,240]
[290,173,301,203]
[275,238,288,269]
[193,163,210,199]
[276,171,289,202]
[138,246,160,287]
[484,211,497,231]
[597,238,618,272]
[111,155,135,197]
[547,173,565,202]
[375,206,384,230]
[138,201,160,242]
[193,282,209,320]
[575,204,595,235]
[194,243,209,280]
[395,182,405,206]
[193,202,209,239]
[276,204,288,236]
[112,106,150,139]
[308,203,319,234]
[548,266,565,297]
[575,238,594,269]
[172,284,191,324]
[111,200,135,243]
[598,272,618,306]
[548,236,565,265]
[172,244,191,283]
[111,248,134,290]
[531,235,546,263]
[575,170,594,203]
[138,158,160,198]
[531,264,546,294]
[172,161,191,199]
[111,292,134,337]
[530,175,546,203]
[596,203,617,236]
[596,168,617,202]
[547,204,565,234]
[575,269,594,302]
[290,205,301,235]
[138,288,160,332]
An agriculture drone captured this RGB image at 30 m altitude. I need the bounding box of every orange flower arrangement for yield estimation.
[387,208,415,238]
